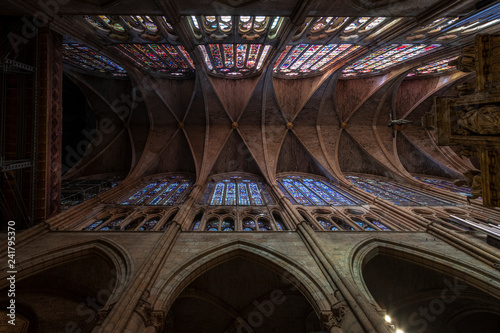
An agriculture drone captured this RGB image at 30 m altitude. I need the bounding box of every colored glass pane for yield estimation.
[165,182,191,204]
[281,179,310,205]
[347,176,455,206]
[209,44,223,68]
[211,183,225,205]
[192,220,201,231]
[238,183,250,205]
[246,44,261,68]
[84,219,106,231]
[225,182,236,205]
[280,44,307,70]
[274,45,292,69]
[236,44,247,68]
[199,46,213,70]
[248,183,263,205]
[256,45,271,70]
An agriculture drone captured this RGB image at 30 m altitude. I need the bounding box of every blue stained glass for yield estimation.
[211,183,225,205]
[243,219,256,231]
[201,182,214,204]
[84,219,106,231]
[150,182,179,204]
[122,182,159,204]
[276,222,284,231]
[139,219,159,231]
[238,183,250,205]
[136,181,171,204]
[249,183,264,205]
[293,181,325,205]
[222,220,235,231]
[225,182,236,205]
[369,219,391,231]
[103,219,124,231]
[317,219,332,230]
[259,181,273,204]
[258,220,271,231]
[281,180,310,205]
[164,182,190,205]
[192,220,201,231]
[314,181,362,205]
[206,219,219,231]
[415,177,472,197]
[302,179,338,204]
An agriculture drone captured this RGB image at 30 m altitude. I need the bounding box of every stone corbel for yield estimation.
[134,298,165,329]
[322,301,349,330]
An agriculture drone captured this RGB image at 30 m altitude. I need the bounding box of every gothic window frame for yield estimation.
[119,174,194,206]
[345,174,458,207]
[202,174,273,206]
[277,173,364,206]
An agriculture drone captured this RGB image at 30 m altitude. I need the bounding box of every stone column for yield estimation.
[267,183,392,333]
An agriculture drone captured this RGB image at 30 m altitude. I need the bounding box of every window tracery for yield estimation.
[406,56,458,77]
[61,176,122,209]
[277,175,364,206]
[202,177,272,206]
[342,44,441,77]
[274,44,360,77]
[83,15,175,43]
[346,175,456,206]
[414,176,472,197]
[120,176,192,206]
[198,43,271,77]
[405,3,500,43]
[63,44,127,77]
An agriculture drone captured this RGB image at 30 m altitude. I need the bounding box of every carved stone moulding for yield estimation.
[434,95,500,147]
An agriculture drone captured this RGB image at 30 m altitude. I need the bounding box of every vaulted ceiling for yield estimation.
[3,0,493,187]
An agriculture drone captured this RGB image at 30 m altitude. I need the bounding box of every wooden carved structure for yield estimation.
[434,34,500,207]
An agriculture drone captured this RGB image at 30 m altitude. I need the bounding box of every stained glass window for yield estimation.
[242,219,256,231]
[61,177,122,210]
[138,218,159,231]
[405,3,500,43]
[206,178,271,206]
[83,217,109,231]
[258,219,272,231]
[114,44,195,77]
[365,217,391,231]
[198,44,271,77]
[317,218,339,231]
[222,219,235,231]
[124,218,142,231]
[273,212,287,231]
[346,175,456,206]
[121,177,192,205]
[192,220,201,231]
[63,44,127,77]
[406,56,458,77]
[332,217,354,230]
[277,176,364,206]
[351,217,376,231]
[342,44,440,77]
[206,218,219,231]
[414,176,472,197]
[98,218,125,231]
[274,44,360,77]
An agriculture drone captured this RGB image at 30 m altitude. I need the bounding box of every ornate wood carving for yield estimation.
[433,34,500,207]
